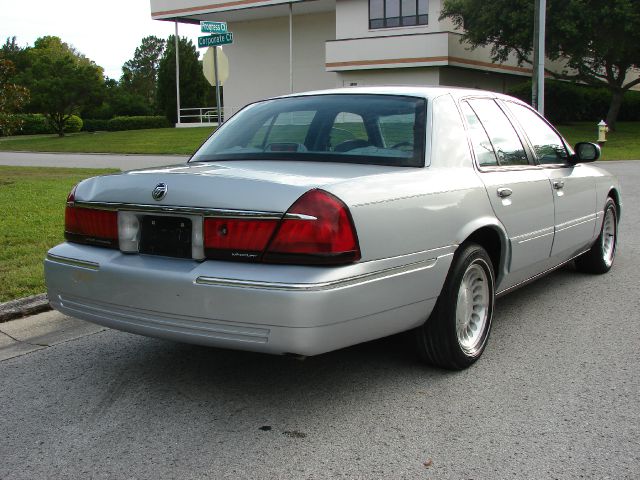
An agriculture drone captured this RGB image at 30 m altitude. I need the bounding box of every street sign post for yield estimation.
[198,33,234,126]
[198,32,234,48]
[201,21,227,33]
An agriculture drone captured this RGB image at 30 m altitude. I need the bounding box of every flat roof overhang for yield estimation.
[151,0,335,24]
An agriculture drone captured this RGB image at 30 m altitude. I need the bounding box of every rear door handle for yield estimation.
[553,180,565,189]
[497,187,512,198]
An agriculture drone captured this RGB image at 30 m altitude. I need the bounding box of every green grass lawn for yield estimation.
[0,127,215,155]
[0,122,637,159]
[557,122,640,161]
[0,166,117,302]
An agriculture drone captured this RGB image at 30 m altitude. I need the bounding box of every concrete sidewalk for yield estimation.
[0,310,105,361]
[0,151,189,171]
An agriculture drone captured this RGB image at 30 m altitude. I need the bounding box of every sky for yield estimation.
[0,0,202,79]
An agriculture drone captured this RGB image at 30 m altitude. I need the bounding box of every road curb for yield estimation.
[0,294,51,323]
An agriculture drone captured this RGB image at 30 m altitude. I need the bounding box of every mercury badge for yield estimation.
[152,183,168,201]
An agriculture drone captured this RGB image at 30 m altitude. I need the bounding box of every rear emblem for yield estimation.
[152,183,168,201]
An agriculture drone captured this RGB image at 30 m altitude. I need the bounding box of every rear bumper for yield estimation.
[45,243,454,355]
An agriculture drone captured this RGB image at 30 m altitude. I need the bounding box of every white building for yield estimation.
[150,0,535,116]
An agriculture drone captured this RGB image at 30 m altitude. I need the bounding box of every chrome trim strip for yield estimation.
[46,254,100,271]
[512,226,555,244]
[555,213,597,233]
[284,213,317,220]
[195,257,440,292]
[496,249,589,297]
[72,201,285,220]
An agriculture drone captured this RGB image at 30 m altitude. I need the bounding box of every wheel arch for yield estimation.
[607,187,621,220]
[456,219,510,287]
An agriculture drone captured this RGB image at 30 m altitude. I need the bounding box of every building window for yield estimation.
[369,0,428,29]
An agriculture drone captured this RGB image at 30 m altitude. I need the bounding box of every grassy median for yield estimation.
[0,127,215,155]
[0,166,117,302]
[0,122,638,159]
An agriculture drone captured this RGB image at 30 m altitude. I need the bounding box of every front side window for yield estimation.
[191,94,427,167]
[468,99,529,167]
[504,101,569,165]
[369,0,428,29]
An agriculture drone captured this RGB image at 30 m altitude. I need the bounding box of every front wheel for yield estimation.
[575,197,618,274]
[414,243,495,370]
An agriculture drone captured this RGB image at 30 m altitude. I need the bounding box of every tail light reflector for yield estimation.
[203,218,278,261]
[65,186,119,248]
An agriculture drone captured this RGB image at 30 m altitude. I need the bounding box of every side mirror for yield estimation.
[572,142,600,163]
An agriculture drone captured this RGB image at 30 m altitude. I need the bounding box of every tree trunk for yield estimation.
[606,89,624,131]
[51,114,65,137]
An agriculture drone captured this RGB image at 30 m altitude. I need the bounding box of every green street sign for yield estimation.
[201,21,227,33]
[198,32,234,48]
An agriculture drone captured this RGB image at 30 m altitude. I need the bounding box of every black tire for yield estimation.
[414,243,495,370]
[575,197,618,274]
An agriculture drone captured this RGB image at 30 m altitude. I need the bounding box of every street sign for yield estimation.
[198,32,234,48]
[201,21,227,33]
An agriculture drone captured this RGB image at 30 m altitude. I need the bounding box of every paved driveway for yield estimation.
[1,162,638,479]
[0,151,189,170]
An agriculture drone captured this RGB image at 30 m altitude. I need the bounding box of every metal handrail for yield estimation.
[178,107,224,124]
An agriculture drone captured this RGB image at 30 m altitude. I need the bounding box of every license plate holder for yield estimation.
[139,216,192,259]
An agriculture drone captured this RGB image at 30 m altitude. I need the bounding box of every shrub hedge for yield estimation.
[83,116,171,132]
[508,80,640,124]
[11,114,84,135]
[13,114,50,135]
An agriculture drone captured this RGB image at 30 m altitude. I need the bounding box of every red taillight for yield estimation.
[264,189,361,265]
[64,186,118,248]
[202,190,360,265]
[204,218,278,261]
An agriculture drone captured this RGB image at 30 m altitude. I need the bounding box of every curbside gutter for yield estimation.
[0,294,51,323]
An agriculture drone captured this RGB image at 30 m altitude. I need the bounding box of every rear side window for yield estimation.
[461,101,498,167]
[505,101,569,165]
[468,99,529,166]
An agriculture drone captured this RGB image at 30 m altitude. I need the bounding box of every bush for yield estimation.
[82,119,110,132]
[13,114,51,135]
[82,116,171,132]
[507,80,640,123]
[64,115,83,133]
[107,116,171,131]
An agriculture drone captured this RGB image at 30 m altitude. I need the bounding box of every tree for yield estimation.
[441,0,640,128]
[121,35,166,113]
[157,35,208,123]
[0,58,30,135]
[1,37,29,72]
[20,36,104,136]
[82,78,152,119]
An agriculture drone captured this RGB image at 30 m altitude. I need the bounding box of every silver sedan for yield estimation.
[45,86,621,369]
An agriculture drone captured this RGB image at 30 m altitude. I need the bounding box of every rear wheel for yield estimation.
[414,243,495,370]
[575,197,617,274]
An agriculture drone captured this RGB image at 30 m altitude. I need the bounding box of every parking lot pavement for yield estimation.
[0,151,188,170]
[0,162,639,479]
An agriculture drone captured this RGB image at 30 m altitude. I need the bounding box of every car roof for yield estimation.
[277,85,522,103]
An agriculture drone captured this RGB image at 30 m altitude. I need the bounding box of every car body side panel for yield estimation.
[328,167,493,262]
[546,164,597,259]
[478,168,555,290]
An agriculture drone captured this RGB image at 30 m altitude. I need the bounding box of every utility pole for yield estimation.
[532,0,546,115]
[174,21,181,125]
[289,3,293,93]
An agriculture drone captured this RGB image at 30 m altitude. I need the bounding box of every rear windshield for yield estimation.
[190,94,427,167]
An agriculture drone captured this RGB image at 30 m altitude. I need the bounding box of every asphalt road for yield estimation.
[1,162,639,479]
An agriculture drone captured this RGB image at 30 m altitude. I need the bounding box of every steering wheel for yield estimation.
[333,139,372,152]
